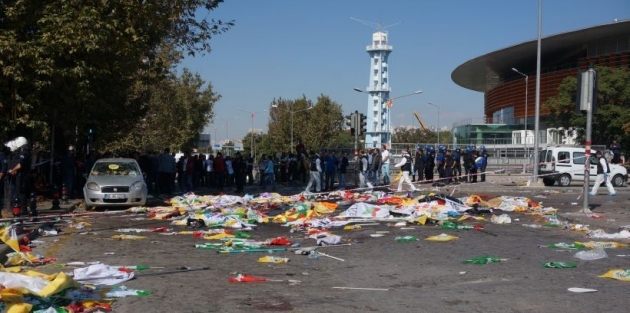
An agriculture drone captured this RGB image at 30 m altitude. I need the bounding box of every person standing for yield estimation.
[305,151,321,193]
[263,155,277,191]
[337,152,349,189]
[394,150,417,192]
[381,144,391,186]
[371,148,382,186]
[5,137,33,216]
[470,152,480,183]
[425,145,435,182]
[205,154,214,188]
[213,152,226,192]
[436,146,445,182]
[412,146,425,183]
[452,147,462,182]
[233,152,247,193]
[325,150,337,191]
[444,149,454,184]
[258,155,268,187]
[462,147,474,183]
[479,146,488,182]
[0,145,8,216]
[610,140,622,164]
[358,150,371,188]
[246,154,254,185]
[157,148,176,196]
[589,150,616,196]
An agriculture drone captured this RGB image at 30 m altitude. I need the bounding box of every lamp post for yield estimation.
[213,116,239,155]
[271,104,313,153]
[353,88,422,145]
[238,108,268,155]
[512,68,529,153]
[427,101,441,147]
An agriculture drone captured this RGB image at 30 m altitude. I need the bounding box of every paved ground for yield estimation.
[20,175,630,313]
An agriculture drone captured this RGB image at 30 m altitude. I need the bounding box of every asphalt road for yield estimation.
[30,182,630,313]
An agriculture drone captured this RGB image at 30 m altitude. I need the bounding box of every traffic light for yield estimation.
[87,124,95,144]
[345,112,356,136]
[358,113,367,136]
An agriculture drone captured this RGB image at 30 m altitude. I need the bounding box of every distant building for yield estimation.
[451,20,630,147]
[198,134,211,148]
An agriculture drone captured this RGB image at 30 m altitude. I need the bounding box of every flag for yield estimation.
[385,99,393,108]
[0,226,20,252]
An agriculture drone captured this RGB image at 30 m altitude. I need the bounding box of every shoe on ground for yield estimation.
[610,193,616,196]
[588,192,595,196]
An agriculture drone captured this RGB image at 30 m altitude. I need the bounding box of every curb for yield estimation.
[0,203,77,264]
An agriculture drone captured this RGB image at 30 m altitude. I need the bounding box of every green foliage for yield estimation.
[264,94,349,154]
[392,127,451,145]
[544,66,630,153]
[0,0,232,150]
[100,68,220,153]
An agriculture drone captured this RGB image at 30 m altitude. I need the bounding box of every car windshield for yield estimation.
[91,161,140,176]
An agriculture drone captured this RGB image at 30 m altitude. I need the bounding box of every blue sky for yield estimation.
[181,0,630,143]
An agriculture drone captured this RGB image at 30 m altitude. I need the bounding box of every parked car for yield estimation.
[538,146,627,187]
[83,158,148,207]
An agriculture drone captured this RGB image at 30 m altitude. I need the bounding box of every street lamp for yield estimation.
[427,101,441,147]
[271,104,313,153]
[213,116,239,154]
[238,108,267,155]
[353,88,423,145]
[512,68,529,152]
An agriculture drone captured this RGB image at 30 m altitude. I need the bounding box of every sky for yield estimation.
[180,0,630,143]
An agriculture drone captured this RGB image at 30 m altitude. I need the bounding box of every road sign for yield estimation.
[234,143,244,151]
[213,143,222,150]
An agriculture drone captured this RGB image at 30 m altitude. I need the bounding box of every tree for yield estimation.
[391,127,451,145]
[544,66,630,152]
[0,0,233,148]
[99,68,220,153]
[266,94,346,153]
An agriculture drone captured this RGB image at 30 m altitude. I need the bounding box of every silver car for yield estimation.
[83,158,147,207]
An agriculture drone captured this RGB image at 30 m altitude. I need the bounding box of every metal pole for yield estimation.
[524,75,528,152]
[582,67,595,213]
[437,107,440,147]
[531,0,542,185]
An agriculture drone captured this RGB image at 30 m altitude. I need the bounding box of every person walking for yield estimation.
[394,150,417,193]
[589,150,616,196]
[324,150,337,191]
[305,151,321,193]
[381,144,391,186]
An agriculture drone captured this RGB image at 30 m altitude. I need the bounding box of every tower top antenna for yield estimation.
[350,17,401,31]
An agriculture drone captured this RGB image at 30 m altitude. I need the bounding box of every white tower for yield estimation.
[363,30,392,148]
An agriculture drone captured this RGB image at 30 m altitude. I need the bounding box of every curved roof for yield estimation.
[452,20,630,92]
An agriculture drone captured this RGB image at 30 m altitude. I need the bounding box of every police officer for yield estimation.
[436,145,445,181]
[425,145,435,182]
[412,145,425,183]
[479,146,489,182]
[462,146,474,183]
[444,149,454,184]
[452,146,462,182]
[5,137,33,216]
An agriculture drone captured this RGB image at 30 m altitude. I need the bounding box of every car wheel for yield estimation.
[557,174,572,187]
[543,178,555,186]
[612,174,625,187]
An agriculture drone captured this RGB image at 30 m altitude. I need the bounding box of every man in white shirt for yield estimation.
[305,151,321,193]
[589,150,616,196]
[381,144,391,187]
[394,150,417,192]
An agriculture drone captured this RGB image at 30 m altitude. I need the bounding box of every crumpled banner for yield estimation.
[0,271,76,298]
[0,226,20,252]
[599,269,630,281]
[425,233,459,242]
[73,264,134,286]
[338,202,390,218]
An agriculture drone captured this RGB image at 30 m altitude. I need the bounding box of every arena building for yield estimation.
[451,19,630,148]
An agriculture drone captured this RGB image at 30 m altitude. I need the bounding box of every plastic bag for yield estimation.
[543,262,577,268]
[258,256,290,263]
[491,214,511,224]
[576,241,628,249]
[574,247,608,260]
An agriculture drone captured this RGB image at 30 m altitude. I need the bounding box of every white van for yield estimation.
[538,146,627,187]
